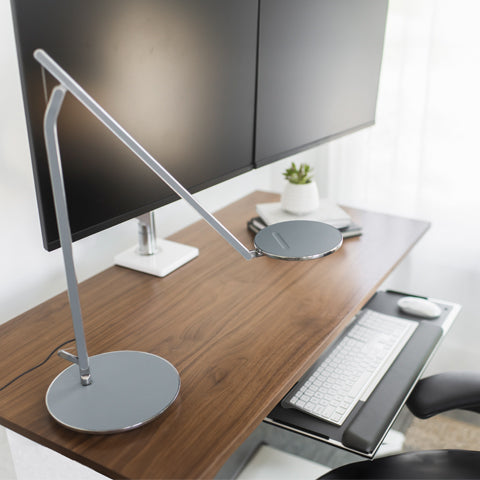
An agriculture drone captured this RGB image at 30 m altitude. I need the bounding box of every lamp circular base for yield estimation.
[254,220,343,260]
[46,351,180,434]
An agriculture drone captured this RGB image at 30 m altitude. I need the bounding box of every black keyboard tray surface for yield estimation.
[264,290,461,457]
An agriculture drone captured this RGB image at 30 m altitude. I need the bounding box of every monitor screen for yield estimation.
[11,0,258,250]
[255,0,388,167]
[11,0,388,251]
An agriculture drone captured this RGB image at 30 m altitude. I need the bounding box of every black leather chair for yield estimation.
[319,371,480,479]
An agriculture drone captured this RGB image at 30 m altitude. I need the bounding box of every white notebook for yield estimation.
[256,200,351,229]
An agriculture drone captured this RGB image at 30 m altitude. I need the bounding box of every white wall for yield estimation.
[0,1,320,325]
[318,0,480,374]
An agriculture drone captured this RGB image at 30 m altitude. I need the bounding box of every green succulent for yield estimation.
[282,162,314,185]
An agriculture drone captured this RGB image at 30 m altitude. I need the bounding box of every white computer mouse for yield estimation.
[397,296,442,319]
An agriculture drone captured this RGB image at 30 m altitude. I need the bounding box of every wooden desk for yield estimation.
[0,191,429,479]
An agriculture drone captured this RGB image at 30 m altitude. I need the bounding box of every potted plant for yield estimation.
[281,162,319,215]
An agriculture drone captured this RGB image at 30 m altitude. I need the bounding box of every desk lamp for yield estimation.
[34,49,343,433]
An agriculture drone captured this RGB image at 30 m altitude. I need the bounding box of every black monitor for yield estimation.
[10,0,258,251]
[255,0,388,167]
[10,0,387,251]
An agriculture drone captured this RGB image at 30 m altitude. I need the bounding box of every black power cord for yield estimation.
[0,338,75,392]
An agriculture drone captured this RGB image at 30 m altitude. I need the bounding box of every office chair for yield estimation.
[319,371,480,479]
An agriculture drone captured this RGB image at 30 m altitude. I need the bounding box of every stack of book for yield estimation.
[248,200,362,238]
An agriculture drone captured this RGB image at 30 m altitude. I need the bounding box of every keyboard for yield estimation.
[282,309,418,426]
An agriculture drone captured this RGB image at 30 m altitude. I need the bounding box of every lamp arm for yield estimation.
[34,48,257,261]
[44,85,91,385]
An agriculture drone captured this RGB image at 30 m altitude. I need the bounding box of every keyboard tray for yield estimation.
[264,291,460,457]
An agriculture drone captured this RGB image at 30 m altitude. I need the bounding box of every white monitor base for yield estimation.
[114,239,199,277]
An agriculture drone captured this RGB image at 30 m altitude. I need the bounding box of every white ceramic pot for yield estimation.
[281,181,320,215]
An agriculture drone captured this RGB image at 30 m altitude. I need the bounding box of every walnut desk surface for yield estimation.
[0,191,429,479]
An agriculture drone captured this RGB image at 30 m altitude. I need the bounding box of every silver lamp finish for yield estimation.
[46,351,180,434]
[254,221,343,261]
[43,85,91,386]
[36,48,343,433]
[43,85,181,433]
